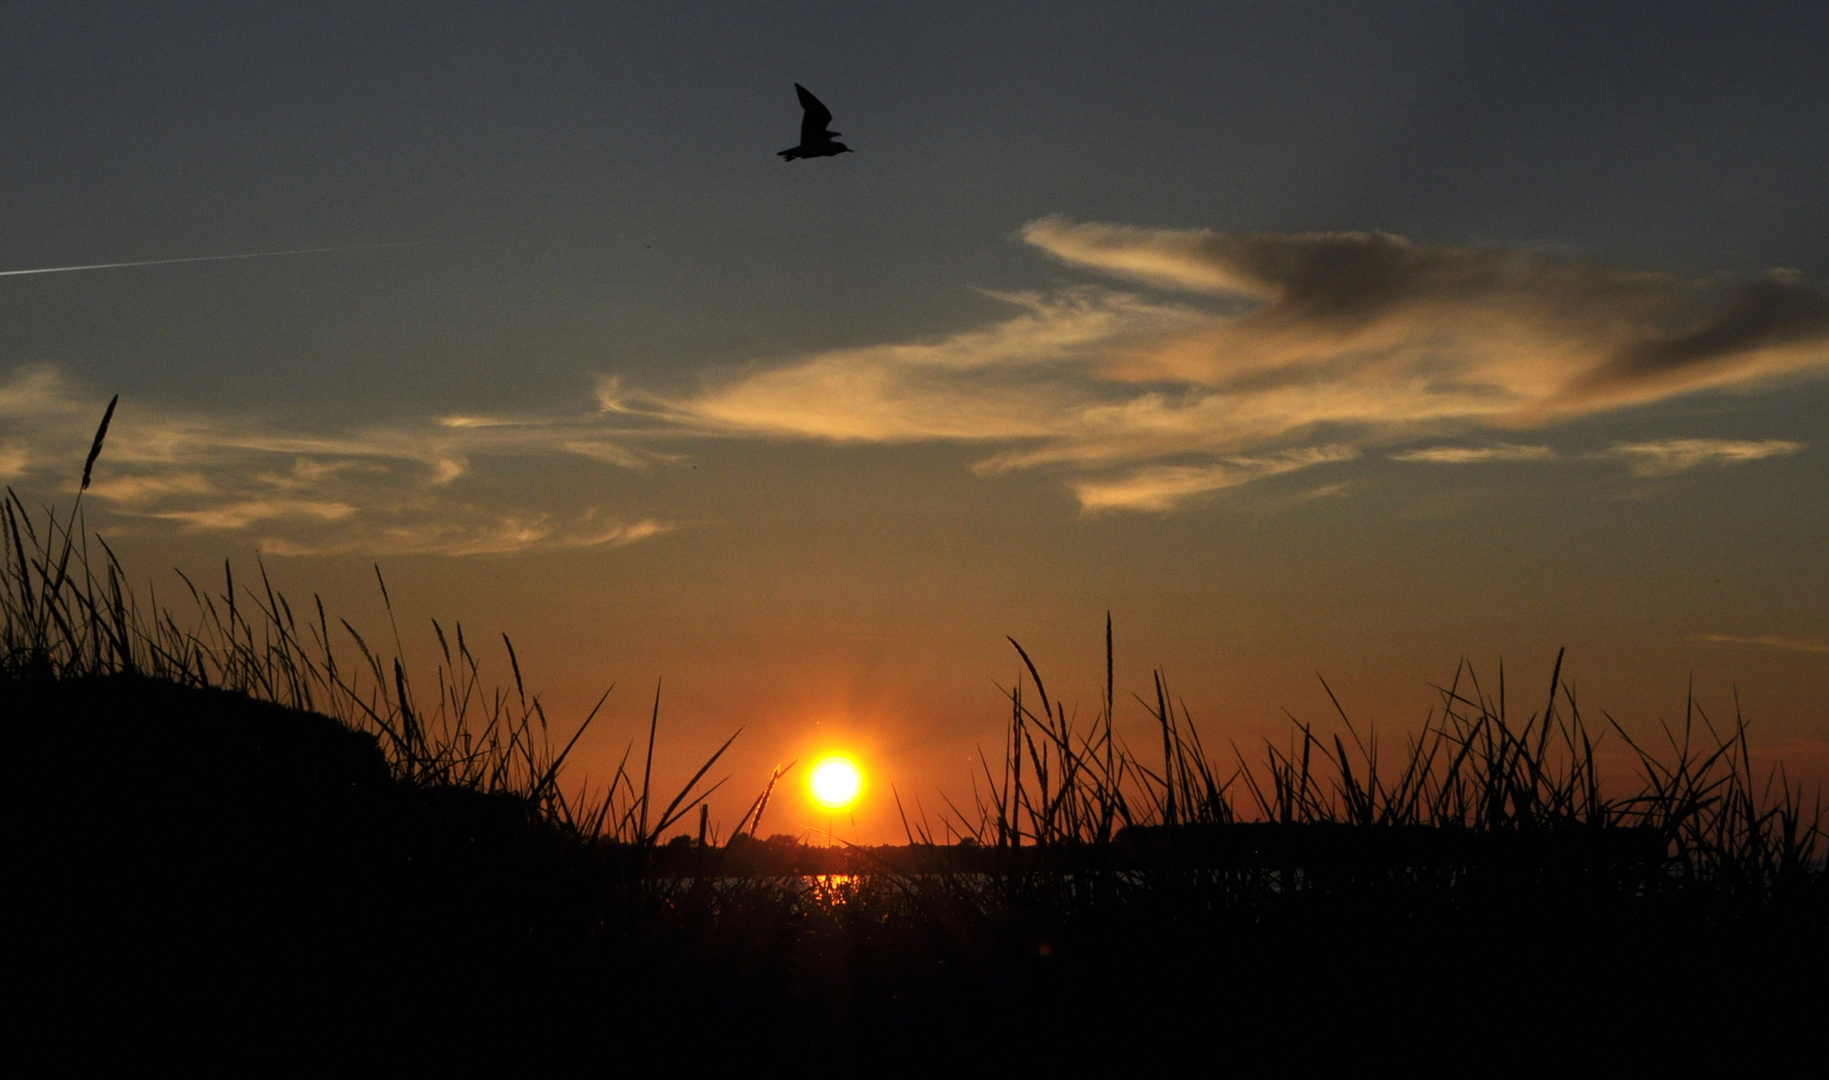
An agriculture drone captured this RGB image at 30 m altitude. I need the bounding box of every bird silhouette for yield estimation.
[778,84,853,161]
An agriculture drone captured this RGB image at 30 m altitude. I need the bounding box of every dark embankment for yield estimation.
[12,674,1824,1068]
[11,677,603,1022]
[4,480,1822,1066]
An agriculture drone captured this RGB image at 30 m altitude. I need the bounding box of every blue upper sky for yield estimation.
[5,1,1823,412]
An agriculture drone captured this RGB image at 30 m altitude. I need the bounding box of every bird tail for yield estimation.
[778,147,801,161]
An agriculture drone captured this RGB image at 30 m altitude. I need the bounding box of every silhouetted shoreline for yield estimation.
[11,673,1824,1067]
[6,492,1824,1067]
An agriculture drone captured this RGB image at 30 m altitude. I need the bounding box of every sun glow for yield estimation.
[809,756,863,810]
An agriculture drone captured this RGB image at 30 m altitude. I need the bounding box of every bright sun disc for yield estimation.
[810,756,862,809]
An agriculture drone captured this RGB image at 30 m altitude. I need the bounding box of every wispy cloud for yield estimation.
[8,218,1825,534]
[0,441,29,481]
[1,367,669,557]
[620,289,1209,446]
[1602,438,1804,476]
[254,514,670,559]
[1022,220,1829,420]
[628,219,1826,510]
[1391,444,1557,464]
[1071,446,1359,512]
[1695,633,1829,654]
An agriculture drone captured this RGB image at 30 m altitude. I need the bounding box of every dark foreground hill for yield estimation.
[10,675,1824,1069]
[9,677,610,1059]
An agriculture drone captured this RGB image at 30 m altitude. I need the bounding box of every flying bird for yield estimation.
[778,84,853,161]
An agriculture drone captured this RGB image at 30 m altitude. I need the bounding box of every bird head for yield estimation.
[834,142,854,154]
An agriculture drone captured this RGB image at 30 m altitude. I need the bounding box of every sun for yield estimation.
[809,756,863,810]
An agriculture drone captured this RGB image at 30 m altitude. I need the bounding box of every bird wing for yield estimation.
[795,83,835,143]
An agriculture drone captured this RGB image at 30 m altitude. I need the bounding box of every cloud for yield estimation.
[149,498,359,531]
[628,289,1385,503]
[1,367,669,557]
[1391,444,1557,464]
[1695,633,1829,654]
[1603,438,1804,476]
[1021,218,1829,419]
[255,514,670,559]
[9,218,1825,528]
[0,441,29,481]
[625,219,1827,510]
[1071,446,1359,512]
[628,289,1208,445]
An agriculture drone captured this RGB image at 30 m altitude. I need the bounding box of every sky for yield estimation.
[4,2,1826,842]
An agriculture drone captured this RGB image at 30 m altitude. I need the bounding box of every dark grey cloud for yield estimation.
[1583,272,1829,397]
[1023,218,1829,420]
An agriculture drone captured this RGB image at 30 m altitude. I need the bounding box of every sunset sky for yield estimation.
[4,2,1825,842]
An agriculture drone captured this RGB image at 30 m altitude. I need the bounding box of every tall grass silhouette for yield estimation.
[929,623,1823,900]
[2,403,731,844]
[5,477,1821,890]
[7,402,1824,1067]
[11,472,1819,901]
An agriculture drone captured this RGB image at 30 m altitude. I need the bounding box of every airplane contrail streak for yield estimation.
[0,240,426,278]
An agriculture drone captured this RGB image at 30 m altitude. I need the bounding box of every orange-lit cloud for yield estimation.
[1070,446,1359,512]
[1391,444,1557,464]
[0,367,668,556]
[7,220,1823,546]
[1389,439,1805,474]
[1601,438,1803,476]
[635,220,1824,511]
[1022,219,1829,422]
[611,289,1207,445]
[1694,633,1829,654]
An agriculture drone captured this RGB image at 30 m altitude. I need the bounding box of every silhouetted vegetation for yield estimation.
[7,427,1824,1065]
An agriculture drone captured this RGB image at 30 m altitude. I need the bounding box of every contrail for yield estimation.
[0,240,426,278]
